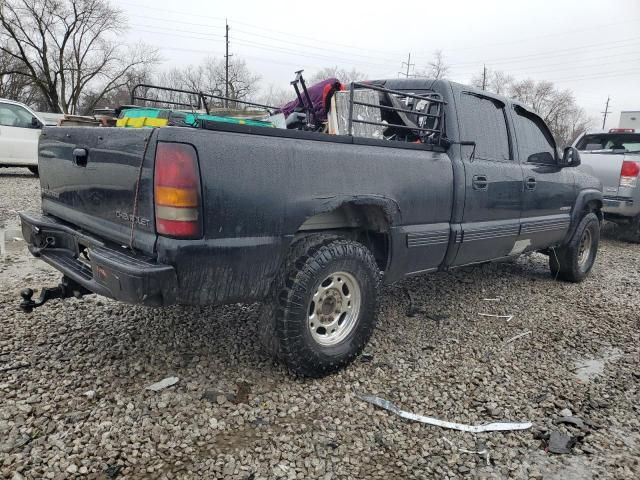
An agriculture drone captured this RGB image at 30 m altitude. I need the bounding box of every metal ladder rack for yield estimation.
[347,82,447,145]
[129,83,277,115]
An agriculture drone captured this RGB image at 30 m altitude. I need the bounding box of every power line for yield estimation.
[550,68,640,83]
[117,1,639,63]
[145,39,640,85]
[444,36,640,68]
[126,13,226,30]
[452,53,640,80]
[231,38,396,69]
[417,19,640,54]
[232,27,400,63]
[133,17,640,74]
[127,20,640,80]
[116,2,406,57]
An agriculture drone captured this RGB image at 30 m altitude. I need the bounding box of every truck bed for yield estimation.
[34,122,454,305]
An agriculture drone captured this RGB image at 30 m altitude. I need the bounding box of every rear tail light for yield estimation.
[154,142,202,238]
[620,160,640,189]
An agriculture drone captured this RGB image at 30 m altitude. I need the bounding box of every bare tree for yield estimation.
[149,57,260,109]
[471,68,514,94]
[0,46,35,101]
[257,84,294,108]
[0,0,158,114]
[80,69,155,112]
[198,58,260,102]
[468,67,591,146]
[309,66,367,84]
[420,50,449,79]
[508,78,592,146]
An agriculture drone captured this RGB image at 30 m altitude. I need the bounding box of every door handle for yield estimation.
[525,177,537,190]
[472,175,488,190]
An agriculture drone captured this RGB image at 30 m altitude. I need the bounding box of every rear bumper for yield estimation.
[602,196,640,219]
[19,213,178,306]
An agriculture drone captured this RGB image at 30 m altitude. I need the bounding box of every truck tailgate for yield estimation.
[38,127,156,254]
[579,152,623,198]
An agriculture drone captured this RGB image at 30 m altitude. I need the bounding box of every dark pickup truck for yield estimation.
[20,79,602,377]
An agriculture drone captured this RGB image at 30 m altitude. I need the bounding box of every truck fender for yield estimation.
[564,189,603,244]
[296,194,402,232]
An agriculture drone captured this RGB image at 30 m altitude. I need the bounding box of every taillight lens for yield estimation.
[154,142,202,238]
[620,160,640,189]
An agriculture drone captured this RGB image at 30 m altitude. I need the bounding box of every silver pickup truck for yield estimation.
[574,129,640,241]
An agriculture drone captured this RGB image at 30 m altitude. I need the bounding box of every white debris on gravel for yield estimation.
[146,377,179,392]
[1,167,640,479]
[358,393,533,432]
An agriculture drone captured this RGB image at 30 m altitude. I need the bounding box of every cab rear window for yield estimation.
[576,134,640,152]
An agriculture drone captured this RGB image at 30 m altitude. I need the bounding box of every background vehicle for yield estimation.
[574,129,640,241]
[37,112,65,126]
[619,111,640,131]
[0,98,45,175]
[20,79,602,377]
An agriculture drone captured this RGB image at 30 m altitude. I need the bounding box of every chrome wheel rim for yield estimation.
[308,271,361,346]
[577,229,592,269]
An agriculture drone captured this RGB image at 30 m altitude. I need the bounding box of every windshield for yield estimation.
[576,133,640,153]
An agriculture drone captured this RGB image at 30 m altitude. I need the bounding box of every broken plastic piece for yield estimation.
[146,377,179,392]
[358,394,532,433]
[442,437,490,466]
[478,313,513,322]
[504,331,532,344]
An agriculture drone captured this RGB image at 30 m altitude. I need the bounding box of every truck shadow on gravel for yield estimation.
[48,252,562,383]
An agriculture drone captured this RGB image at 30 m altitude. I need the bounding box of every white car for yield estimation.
[0,98,46,175]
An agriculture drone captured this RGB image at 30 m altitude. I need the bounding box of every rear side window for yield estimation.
[459,93,511,161]
[512,106,556,164]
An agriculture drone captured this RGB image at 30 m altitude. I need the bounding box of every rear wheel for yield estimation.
[263,235,380,377]
[27,166,38,176]
[549,212,600,282]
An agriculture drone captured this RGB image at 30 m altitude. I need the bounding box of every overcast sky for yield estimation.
[114,0,640,129]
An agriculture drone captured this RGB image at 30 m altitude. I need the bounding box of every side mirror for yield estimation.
[31,116,43,129]
[560,146,581,167]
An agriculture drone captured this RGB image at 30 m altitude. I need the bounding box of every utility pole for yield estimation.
[399,53,414,78]
[225,19,231,108]
[482,65,487,90]
[601,96,611,129]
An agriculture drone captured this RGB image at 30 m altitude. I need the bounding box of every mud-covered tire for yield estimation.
[549,212,600,282]
[27,166,38,176]
[259,234,338,361]
[261,234,380,377]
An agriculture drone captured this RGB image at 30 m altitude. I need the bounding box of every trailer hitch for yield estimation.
[19,277,90,313]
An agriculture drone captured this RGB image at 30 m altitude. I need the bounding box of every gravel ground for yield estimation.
[1,167,639,479]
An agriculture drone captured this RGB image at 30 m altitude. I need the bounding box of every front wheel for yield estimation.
[549,212,600,282]
[267,235,380,377]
